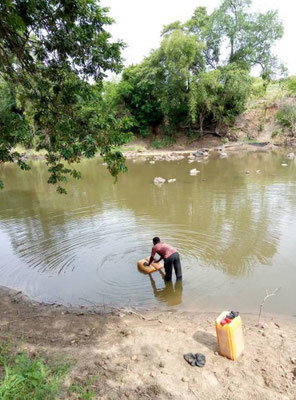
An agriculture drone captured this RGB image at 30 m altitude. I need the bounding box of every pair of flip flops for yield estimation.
[183,353,206,367]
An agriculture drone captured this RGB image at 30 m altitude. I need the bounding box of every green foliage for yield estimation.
[0,0,286,184]
[277,105,296,136]
[112,0,283,140]
[258,123,264,133]
[151,136,176,149]
[271,128,280,138]
[0,345,70,400]
[281,76,296,96]
[0,0,129,193]
[251,78,267,99]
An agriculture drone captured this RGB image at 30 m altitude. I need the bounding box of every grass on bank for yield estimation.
[0,342,96,400]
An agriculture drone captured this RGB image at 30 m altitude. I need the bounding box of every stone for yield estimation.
[182,376,189,382]
[159,361,165,368]
[149,161,155,164]
[287,152,295,159]
[189,168,200,176]
[168,179,176,183]
[188,160,194,163]
[281,163,288,167]
[203,371,219,387]
[131,355,138,361]
[150,372,156,378]
[153,177,166,185]
[290,357,296,365]
[219,152,228,158]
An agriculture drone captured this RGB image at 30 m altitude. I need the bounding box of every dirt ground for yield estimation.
[0,286,295,400]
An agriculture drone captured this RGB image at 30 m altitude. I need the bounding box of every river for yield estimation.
[0,149,295,315]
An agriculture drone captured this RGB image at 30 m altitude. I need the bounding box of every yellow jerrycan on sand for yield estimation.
[215,311,244,360]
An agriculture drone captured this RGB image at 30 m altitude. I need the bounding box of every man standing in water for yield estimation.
[144,237,182,281]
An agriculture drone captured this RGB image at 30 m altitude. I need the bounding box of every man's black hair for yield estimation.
[153,237,160,245]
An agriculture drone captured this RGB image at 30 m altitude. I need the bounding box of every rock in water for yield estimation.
[189,168,200,176]
[153,177,166,185]
[287,152,295,159]
[168,179,176,183]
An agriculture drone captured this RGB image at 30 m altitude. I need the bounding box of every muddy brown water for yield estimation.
[0,149,295,315]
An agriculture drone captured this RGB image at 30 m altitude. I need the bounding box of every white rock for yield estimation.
[189,168,200,176]
[287,152,295,159]
[149,161,155,164]
[153,177,166,185]
[188,154,196,160]
[281,163,288,167]
[219,152,228,158]
[188,160,194,164]
[168,179,176,183]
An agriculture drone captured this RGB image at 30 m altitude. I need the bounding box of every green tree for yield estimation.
[102,0,284,141]
[0,0,128,192]
[206,0,284,75]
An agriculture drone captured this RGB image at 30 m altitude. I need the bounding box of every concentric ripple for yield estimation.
[0,150,295,314]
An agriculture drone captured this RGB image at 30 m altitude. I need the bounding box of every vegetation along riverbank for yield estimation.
[1,0,296,192]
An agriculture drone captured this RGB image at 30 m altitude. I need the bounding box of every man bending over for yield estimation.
[144,237,182,281]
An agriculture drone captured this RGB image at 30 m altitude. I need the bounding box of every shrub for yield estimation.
[277,105,296,136]
[151,136,176,149]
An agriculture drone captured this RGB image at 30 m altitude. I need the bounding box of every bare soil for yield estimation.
[0,286,295,400]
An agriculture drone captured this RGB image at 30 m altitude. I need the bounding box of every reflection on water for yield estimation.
[149,274,183,306]
[0,149,296,315]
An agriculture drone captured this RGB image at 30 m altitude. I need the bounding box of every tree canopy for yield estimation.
[114,0,284,138]
[0,0,285,192]
[0,0,130,192]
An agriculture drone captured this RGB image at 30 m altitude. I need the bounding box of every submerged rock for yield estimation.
[149,161,155,164]
[189,168,200,176]
[153,177,166,185]
[219,152,228,158]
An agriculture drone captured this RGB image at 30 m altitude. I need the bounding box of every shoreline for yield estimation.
[0,284,295,399]
[18,139,291,163]
[1,284,295,324]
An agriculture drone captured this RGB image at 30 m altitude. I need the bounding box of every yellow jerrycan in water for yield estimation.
[215,311,244,360]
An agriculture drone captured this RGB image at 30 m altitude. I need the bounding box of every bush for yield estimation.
[281,76,296,96]
[271,129,280,138]
[150,136,176,149]
[277,105,296,136]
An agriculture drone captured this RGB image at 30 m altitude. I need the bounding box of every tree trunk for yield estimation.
[199,113,204,137]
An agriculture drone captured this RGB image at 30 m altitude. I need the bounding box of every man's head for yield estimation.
[153,237,160,245]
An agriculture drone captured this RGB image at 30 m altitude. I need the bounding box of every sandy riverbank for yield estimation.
[0,286,295,399]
